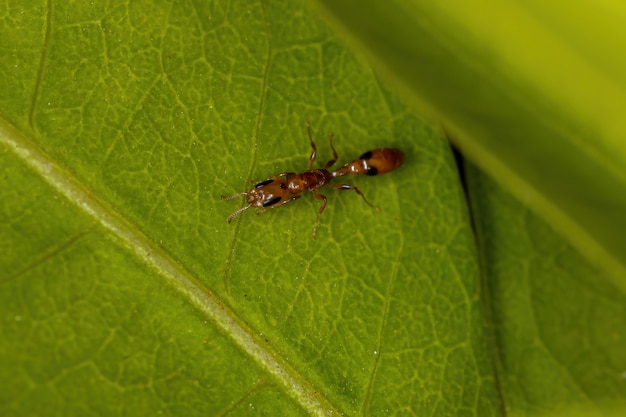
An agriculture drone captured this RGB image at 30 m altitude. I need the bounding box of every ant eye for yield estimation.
[255,179,274,188]
[263,196,282,207]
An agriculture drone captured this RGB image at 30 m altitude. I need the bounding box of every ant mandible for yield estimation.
[221,122,405,239]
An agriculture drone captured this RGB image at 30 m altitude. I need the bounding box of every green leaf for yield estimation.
[1,0,498,416]
[5,0,624,416]
[314,0,626,288]
[467,166,626,416]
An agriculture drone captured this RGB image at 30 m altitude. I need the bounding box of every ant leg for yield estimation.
[311,191,328,240]
[305,121,317,170]
[323,132,338,169]
[331,184,381,212]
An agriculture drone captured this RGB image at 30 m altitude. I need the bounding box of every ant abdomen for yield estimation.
[333,148,405,177]
[359,148,405,176]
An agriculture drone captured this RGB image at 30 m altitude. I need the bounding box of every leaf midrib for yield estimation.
[0,118,338,416]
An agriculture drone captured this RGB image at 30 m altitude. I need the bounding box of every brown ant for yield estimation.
[221,122,405,239]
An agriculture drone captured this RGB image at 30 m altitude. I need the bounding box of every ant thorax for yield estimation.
[287,170,332,193]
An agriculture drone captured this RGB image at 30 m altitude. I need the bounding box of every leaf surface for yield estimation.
[315,0,626,286]
[312,0,626,415]
[468,166,626,416]
[1,0,498,415]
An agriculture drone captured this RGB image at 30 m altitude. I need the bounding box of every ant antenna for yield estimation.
[226,204,251,223]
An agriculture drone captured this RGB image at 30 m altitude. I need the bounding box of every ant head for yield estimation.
[248,181,289,209]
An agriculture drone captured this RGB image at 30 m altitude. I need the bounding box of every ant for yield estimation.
[221,122,405,239]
